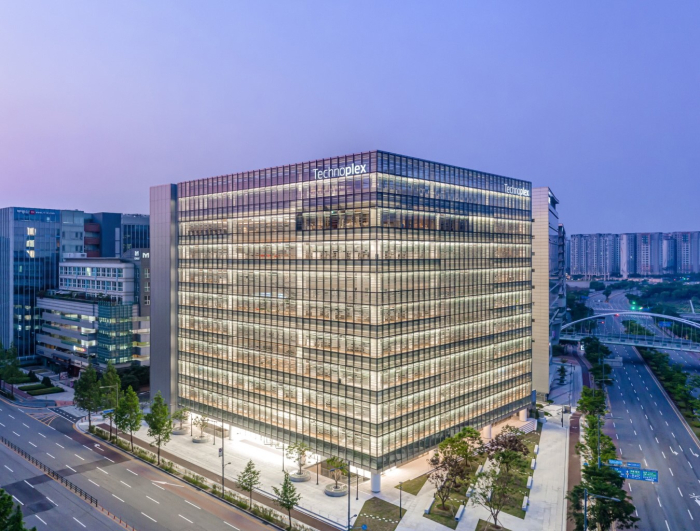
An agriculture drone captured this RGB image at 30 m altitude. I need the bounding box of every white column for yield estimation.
[519,408,528,422]
[228,423,233,440]
[482,424,492,439]
[371,472,381,493]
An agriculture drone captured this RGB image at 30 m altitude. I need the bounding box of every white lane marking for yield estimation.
[616,434,619,440]
[23,480,34,489]
[666,421,669,426]
[3,465,12,472]
[680,445,684,452]
[8,414,15,419]
[46,453,54,459]
[73,517,86,528]
[672,432,676,438]
[152,483,165,490]
[146,496,160,504]
[678,487,683,497]
[0,423,4,428]
[141,512,157,523]
[55,443,64,448]
[656,437,659,443]
[120,480,132,488]
[12,495,23,506]
[669,467,674,476]
[639,444,643,452]
[628,482,632,492]
[113,494,125,502]
[23,423,29,428]
[666,520,670,531]
[662,451,667,459]
[689,461,694,469]
[645,414,648,420]
[689,509,694,521]
[613,422,616,428]
[35,515,47,525]
[634,431,637,436]
[38,433,45,438]
[66,465,77,472]
[89,479,100,487]
[82,445,92,451]
[46,497,57,506]
[223,522,239,530]
[64,434,72,440]
[74,454,85,461]
[12,431,20,436]
[96,467,108,474]
[29,441,37,447]
[650,424,654,431]
[185,500,201,510]
[127,469,138,475]
[104,457,114,463]
[179,515,194,524]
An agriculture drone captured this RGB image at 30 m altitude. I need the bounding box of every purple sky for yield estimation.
[1,2,699,234]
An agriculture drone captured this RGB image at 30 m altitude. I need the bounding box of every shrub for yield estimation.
[6,376,31,385]
[26,387,63,396]
[19,383,48,391]
[41,376,52,387]
[28,370,39,382]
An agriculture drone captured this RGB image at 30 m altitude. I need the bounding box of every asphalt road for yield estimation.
[586,291,700,531]
[0,398,271,531]
[0,442,125,531]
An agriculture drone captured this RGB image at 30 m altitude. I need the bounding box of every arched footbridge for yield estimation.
[560,311,700,352]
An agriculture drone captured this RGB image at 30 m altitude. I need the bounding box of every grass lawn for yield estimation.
[423,491,468,530]
[498,423,540,519]
[475,518,512,531]
[395,473,429,495]
[354,497,405,531]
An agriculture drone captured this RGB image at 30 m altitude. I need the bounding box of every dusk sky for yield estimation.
[1,1,698,234]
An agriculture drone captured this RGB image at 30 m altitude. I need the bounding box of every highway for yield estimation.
[586,291,700,531]
[0,398,270,531]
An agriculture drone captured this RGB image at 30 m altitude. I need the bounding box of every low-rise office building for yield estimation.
[150,150,533,490]
[36,254,150,374]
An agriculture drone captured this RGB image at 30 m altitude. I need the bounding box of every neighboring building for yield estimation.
[35,255,150,374]
[0,207,86,359]
[619,233,636,278]
[569,233,618,278]
[671,232,700,274]
[151,150,534,491]
[636,233,663,276]
[532,188,566,400]
[84,213,149,258]
[662,236,677,275]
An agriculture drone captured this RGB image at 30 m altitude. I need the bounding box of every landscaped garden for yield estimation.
[354,497,405,531]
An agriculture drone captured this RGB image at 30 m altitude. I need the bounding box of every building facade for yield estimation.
[568,233,619,278]
[531,188,565,400]
[36,255,150,373]
[84,213,150,258]
[0,207,87,359]
[151,151,533,489]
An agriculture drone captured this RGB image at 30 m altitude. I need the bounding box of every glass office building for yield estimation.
[152,150,532,488]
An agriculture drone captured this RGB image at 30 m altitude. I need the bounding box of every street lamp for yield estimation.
[398,481,403,518]
[583,488,620,531]
[221,460,232,497]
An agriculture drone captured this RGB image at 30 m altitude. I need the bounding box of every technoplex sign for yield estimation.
[313,164,368,180]
[504,185,530,197]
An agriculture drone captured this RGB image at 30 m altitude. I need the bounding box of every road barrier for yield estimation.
[0,435,98,506]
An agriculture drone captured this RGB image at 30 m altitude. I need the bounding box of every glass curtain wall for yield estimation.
[177,151,532,473]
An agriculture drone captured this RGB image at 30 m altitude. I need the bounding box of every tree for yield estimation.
[237,459,261,509]
[558,364,567,385]
[114,386,143,452]
[326,456,348,490]
[428,438,467,511]
[493,449,528,481]
[483,426,529,460]
[41,376,52,388]
[452,426,484,473]
[171,407,190,430]
[567,466,639,530]
[144,391,173,465]
[0,489,36,531]
[273,472,301,530]
[0,345,21,397]
[101,361,121,441]
[73,365,101,430]
[469,467,520,530]
[193,415,209,437]
[577,387,607,416]
[286,441,310,475]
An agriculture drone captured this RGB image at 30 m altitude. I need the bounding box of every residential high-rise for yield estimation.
[619,233,636,278]
[671,232,700,274]
[0,208,86,359]
[151,151,533,490]
[636,233,663,276]
[531,188,565,399]
[569,234,618,278]
[662,236,677,275]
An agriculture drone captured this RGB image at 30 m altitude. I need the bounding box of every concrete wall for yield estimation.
[149,185,178,407]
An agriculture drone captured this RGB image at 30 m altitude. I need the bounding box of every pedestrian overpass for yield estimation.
[559,311,700,352]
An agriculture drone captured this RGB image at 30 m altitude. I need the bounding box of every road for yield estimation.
[0,398,271,531]
[0,442,125,531]
[585,291,700,531]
